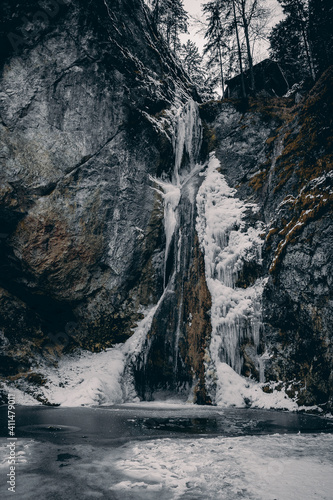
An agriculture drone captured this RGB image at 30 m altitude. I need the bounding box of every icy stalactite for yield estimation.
[149,176,181,288]
[196,153,266,402]
[258,351,272,384]
[172,99,202,185]
[149,98,202,288]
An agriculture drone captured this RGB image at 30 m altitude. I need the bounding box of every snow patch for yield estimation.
[214,363,297,410]
[13,302,161,407]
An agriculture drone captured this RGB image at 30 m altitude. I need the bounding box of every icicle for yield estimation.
[258,351,271,383]
[149,176,181,287]
[173,99,202,185]
[196,153,266,396]
[149,98,202,288]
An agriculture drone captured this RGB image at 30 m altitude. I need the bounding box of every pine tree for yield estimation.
[152,0,188,54]
[308,0,333,76]
[269,16,307,84]
[277,0,316,81]
[202,0,231,98]
[180,40,203,79]
[202,0,267,98]
[180,40,210,96]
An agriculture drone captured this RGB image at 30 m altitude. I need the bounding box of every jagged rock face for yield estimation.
[0,0,196,373]
[1,0,332,411]
[202,68,333,409]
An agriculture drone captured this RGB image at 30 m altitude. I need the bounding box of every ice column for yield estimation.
[196,154,265,382]
[150,98,202,287]
[173,99,202,185]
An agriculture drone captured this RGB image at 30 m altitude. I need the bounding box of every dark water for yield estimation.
[1,404,332,446]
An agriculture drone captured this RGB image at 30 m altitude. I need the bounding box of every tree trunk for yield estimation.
[173,23,177,54]
[218,42,225,99]
[243,16,255,93]
[300,21,316,80]
[296,0,316,80]
[232,0,247,99]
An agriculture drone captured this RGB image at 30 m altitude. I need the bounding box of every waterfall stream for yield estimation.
[149,99,203,288]
[25,99,271,407]
[131,99,267,403]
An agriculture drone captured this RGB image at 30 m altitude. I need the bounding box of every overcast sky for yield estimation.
[180,0,284,60]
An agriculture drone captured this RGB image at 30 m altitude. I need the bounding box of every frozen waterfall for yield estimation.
[15,102,280,408]
[150,98,202,288]
[196,153,266,402]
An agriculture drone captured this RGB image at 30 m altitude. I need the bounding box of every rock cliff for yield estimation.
[201,68,333,410]
[0,0,332,411]
[0,0,198,390]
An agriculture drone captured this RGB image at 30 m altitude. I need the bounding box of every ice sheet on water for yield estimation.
[2,432,332,499]
[0,434,333,500]
[110,432,333,499]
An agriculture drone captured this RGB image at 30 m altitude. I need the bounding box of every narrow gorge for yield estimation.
[0,0,332,414]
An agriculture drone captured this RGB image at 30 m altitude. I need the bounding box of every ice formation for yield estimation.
[196,153,266,402]
[9,105,297,410]
[150,97,202,287]
[172,99,202,185]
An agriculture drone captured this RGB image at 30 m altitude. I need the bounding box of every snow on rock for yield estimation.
[25,303,161,407]
[214,363,298,410]
[41,349,125,406]
[0,384,40,406]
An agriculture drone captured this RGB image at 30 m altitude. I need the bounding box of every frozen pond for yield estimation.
[1,404,333,499]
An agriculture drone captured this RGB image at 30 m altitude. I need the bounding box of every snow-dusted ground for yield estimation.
[5,350,299,410]
[1,431,332,499]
